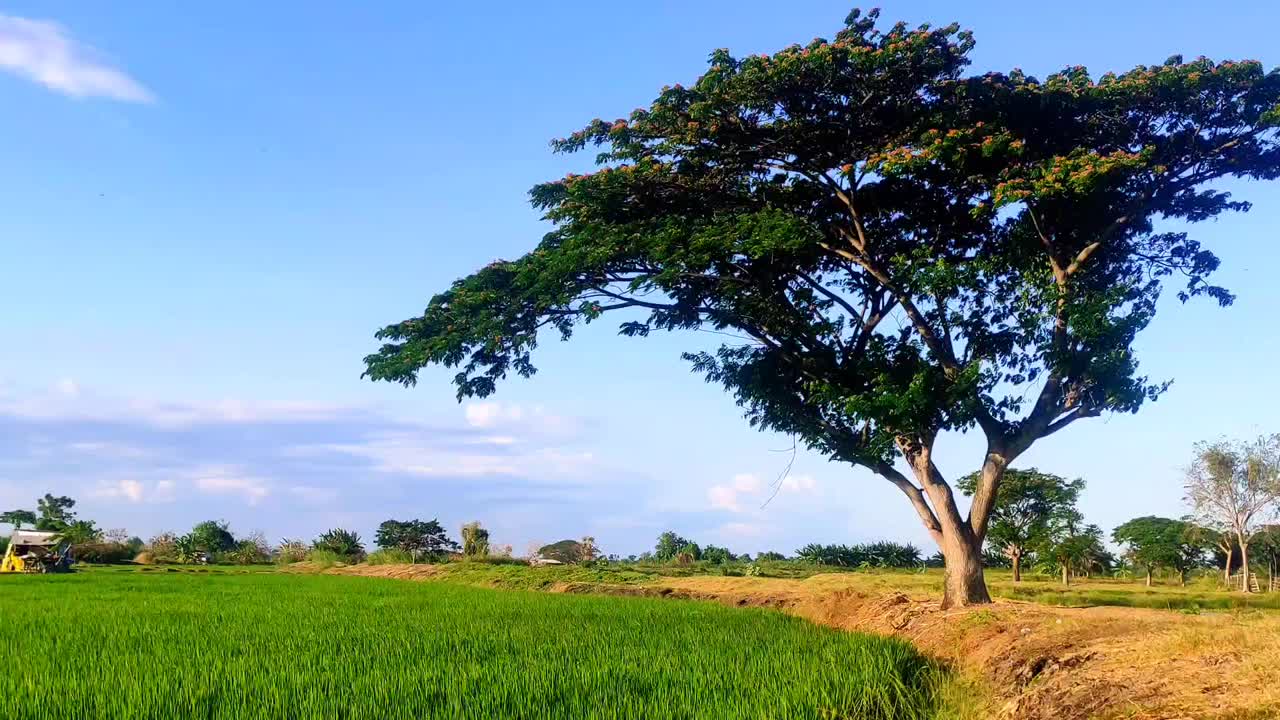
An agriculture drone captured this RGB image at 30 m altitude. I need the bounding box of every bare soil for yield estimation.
[323,565,1280,719]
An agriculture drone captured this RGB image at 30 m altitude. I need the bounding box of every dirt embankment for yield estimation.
[323,565,1280,720]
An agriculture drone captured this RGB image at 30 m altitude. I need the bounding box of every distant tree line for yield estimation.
[4,432,1274,592]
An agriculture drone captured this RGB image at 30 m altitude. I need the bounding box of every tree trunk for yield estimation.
[1011,551,1022,583]
[881,446,997,608]
[1224,544,1233,587]
[1179,568,1187,586]
[940,534,991,609]
[1238,531,1251,593]
[1145,568,1152,587]
[1061,563,1069,586]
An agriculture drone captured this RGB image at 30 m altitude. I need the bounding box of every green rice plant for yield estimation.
[0,571,956,719]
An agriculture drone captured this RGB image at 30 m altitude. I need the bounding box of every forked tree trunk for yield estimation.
[1061,564,1069,586]
[1010,549,1022,583]
[940,534,991,608]
[884,443,1005,608]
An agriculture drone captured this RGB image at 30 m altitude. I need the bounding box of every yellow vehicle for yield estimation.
[1,530,71,573]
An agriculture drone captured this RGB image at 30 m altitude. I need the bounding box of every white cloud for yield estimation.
[68,441,153,459]
[464,402,525,428]
[288,485,338,505]
[189,467,270,505]
[0,384,352,428]
[707,473,764,512]
[718,521,764,538]
[781,474,816,493]
[295,431,596,480]
[90,478,173,504]
[708,472,816,513]
[0,15,152,102]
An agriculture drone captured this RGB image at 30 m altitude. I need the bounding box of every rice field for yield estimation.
[0,571,952,719]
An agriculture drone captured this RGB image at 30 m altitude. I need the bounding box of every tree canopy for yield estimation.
[1185,434,1280,591]
[538,539,589,564]
[1111,516,1205,585]
[376,519,459,560]
[190,520,237,554]
[364,8,1280,606]
[654,531,695,562]
[57,520,102,546]
[35,494,76,532]
[0,509,37,529]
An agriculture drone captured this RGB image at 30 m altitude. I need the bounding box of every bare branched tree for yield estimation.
[1185,435,1280,592]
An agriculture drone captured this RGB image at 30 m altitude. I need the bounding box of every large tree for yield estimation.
[190,520,237,555]
[363,10,1280,606]
[35,494,76,532]
[1185,435,1280,592]
[1112,516,1205,586]
[375,519,459,561]
[956,468,1081,581]
[654,531,695,562]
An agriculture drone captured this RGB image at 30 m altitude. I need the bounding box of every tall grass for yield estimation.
[0,572,952,719]
[366,548,414,565]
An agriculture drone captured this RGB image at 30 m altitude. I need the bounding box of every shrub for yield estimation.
[313,529,365,562]
[134,551,156,565]
[147,532,179,563]
[465,555,526,566]
[367,548,413,565]
[71,542,134,564]
[274,539,308,565]
[305,549,345,568]
[460,522,490,557]
[702,545,733,565]
[796,541,923,568]
[226,539,270,565]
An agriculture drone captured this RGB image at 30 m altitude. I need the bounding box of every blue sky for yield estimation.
[1,1,1277,557]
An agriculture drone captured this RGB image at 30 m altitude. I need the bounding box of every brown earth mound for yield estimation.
[656,575,1280,720]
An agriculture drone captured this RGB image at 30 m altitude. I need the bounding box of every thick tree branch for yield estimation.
[872,461,944,545]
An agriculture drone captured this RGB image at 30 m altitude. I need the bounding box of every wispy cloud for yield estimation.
[707,472,817,513]
[0,380,627,546]
[0,14,152,102]
[707,473,763,513]
[90,478,174,504]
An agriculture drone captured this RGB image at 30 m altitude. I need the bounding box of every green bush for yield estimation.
[225,539,270,565]
[71,542,134,564]
[465,555,526,566]
[367,548,414,565]
[312,529,365,562]
[305,549,346,568]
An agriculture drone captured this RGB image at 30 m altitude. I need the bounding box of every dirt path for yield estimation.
[323,565,1280,719]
